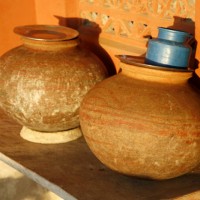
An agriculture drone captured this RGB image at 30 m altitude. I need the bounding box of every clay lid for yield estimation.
[116,55,193,72]
[14,25,79,41]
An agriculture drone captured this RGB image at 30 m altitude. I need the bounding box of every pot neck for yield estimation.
[119,62,192,84]
[158,27,189,43]
[21,37,79,51]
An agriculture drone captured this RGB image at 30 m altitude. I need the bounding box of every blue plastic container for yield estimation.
[145,27,192,69]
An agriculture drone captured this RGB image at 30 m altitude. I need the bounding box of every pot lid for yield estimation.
[14,25,79,41]
[116,55,193,72]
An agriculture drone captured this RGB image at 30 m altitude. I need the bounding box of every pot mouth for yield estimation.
[158,27,189,36]
[14,25,79,41]
[157,27,190,43]
[116,55,193,73]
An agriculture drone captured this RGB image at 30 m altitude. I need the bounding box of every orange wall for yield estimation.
[0,0,79,56]
[0,0,36,55]
[35,0,79,25]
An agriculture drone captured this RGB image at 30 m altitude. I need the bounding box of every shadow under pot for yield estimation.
[79,57,200,180]
[0,25,108,144]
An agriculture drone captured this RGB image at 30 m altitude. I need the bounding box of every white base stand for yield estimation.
[20,126,82,144]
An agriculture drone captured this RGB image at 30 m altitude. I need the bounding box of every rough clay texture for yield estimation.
[0,40,107,132]
[80,62,200,180]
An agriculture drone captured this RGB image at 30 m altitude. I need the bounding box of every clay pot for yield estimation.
[0,25,108,143]
[79,55,200,180]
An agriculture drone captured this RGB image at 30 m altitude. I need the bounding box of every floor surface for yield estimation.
[0,160,63,200]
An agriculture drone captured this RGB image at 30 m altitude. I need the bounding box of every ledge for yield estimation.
[0,109,200,200]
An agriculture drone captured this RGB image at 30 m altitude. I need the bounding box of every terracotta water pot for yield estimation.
[79,55,200,180]
[0,25,108,144]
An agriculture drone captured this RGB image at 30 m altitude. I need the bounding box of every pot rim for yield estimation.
[14,25,79,42]
[116,55,193,84]
[116,55,193,72]
[158,27,189,36]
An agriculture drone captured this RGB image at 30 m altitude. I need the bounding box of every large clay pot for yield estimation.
[79,55,200,180]
[0,25,108,144]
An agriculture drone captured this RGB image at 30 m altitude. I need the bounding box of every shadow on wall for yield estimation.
[55,16,116,76]
[168,16,197,69]
[169,16,195,34]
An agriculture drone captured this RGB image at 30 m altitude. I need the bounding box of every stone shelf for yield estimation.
[1,108,200,200]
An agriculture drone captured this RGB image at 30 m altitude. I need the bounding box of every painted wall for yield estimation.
[34,0,79,25]
[0,0,36,55]
[0,0,79,56]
